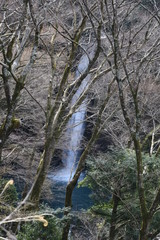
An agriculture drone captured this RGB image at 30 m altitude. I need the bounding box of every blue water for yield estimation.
[45,181,93,211]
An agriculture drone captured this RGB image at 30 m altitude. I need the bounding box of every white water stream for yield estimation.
[50,53,90,182]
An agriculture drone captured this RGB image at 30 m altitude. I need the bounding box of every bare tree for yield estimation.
[1,1,160,240]
[96,0,160,239]
[0,0,44,161]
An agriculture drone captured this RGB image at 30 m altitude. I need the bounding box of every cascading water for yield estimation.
[52,54,90,182]
[47,52,93,210]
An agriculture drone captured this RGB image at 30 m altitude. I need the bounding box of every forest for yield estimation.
[0,0,160,239]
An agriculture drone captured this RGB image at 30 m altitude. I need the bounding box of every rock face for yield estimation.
[141,0,160,8]
[84,108,113,155]
[50,149,63,168]
[154,235,160,240]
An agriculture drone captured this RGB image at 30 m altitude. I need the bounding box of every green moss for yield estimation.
[11,118,21,129]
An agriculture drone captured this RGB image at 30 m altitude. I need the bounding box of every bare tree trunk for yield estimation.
[62,82,114,240]
[29,141,56,206]
[109,191,120,240]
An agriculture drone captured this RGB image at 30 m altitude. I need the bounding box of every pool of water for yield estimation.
[45,180,93,211]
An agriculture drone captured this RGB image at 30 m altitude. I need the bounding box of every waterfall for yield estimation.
[51,53,90,182]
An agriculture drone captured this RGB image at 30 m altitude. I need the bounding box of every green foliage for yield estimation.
[17,216,62,240]
[0,178,18,219]
[89,203,113,218]
[0,178,18,206]
[80,149,137,202]
[79,149,160,239]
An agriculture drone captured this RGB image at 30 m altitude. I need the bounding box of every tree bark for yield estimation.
[109,191,120,240]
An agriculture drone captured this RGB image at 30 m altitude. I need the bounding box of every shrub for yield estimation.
[17,216,62,240]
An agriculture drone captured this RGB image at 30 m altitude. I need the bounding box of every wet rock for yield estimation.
[50,149,63,168]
